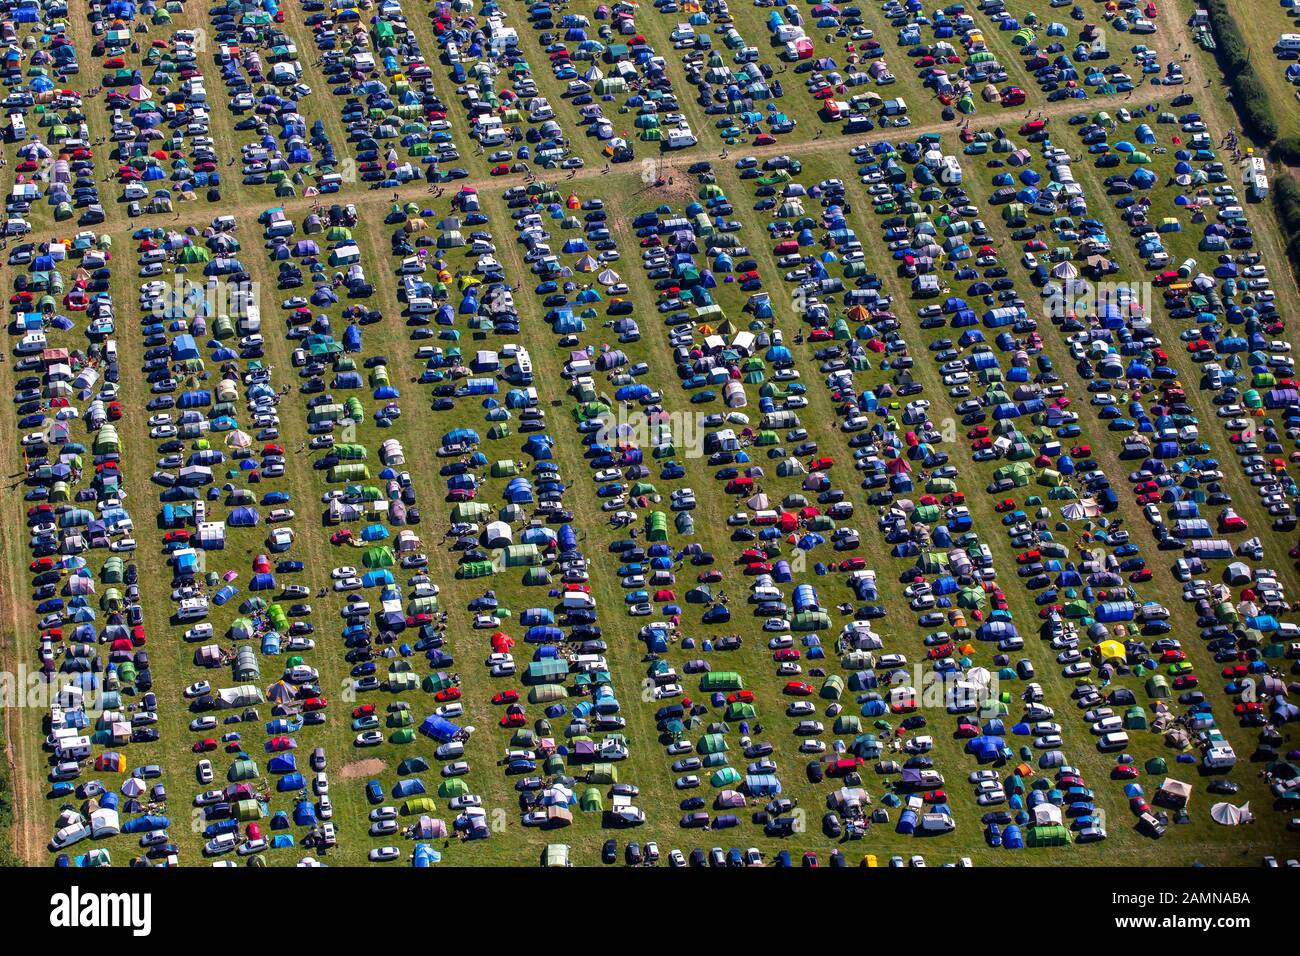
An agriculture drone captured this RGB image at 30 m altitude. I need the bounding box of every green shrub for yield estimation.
[1204,0,1280,144]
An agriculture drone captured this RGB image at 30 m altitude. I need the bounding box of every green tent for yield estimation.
[1026,824,1071,847]
[398,756,429,775]
[228,758,259,782]
[438,778,469,798]
[710,766,741,788]
[699,672,743,691]
[697,733,729,755]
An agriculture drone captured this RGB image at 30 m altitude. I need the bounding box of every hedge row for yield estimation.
[0,742,14,865]
[1204,0,1280,144]
[1272,173,1300,278]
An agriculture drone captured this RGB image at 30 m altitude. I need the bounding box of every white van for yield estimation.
[204,832,237,856]
[920,812,956,833]
[1097,731,1130,752]
[407,297,435,315]
[562,591,596,610]
[177,598,210,621]
[50,821,91,851]
[57,735,92,761]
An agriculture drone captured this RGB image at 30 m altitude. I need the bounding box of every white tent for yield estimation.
[1210,802,1253,826]
[1033,803,1063,826]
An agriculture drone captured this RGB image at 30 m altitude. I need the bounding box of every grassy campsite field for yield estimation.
[1182,0,1300,144]
[4,0,1300,870]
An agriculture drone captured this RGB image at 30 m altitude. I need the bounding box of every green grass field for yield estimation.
[2,0,1299,869]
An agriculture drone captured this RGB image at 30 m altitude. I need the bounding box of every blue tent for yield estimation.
[419,715,461,742]
[228,507,260,527]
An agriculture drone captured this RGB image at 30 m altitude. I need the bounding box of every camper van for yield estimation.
[177,598,210,621]
[49,821,91,851]
[57,735,92,761]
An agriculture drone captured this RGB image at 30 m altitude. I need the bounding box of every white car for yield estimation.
[267,509,295,523]
[611,806,645,825]
[196,759,214,784]
[109,538,137,552]
[333,577,362,591]
[190,716,217,732]
[368,846,401,862]
[653,683,682,699]
[331,566,358,579]
[237,837,268,856]
[184,680,212,698]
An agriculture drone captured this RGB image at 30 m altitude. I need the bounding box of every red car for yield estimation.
[1221,664,1249,679]
[352,704,376,718]
[434,687,461,703]
[490,163,510,176]
[773,648,801,662]
[491,689,519,705]
[303,697,328,711]
[330,529,353,545]
[1172,675,1199,690]
[995,498,1018,513]
[783,681,814,696]
[192,738,218,753]
[728,690,755,703]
